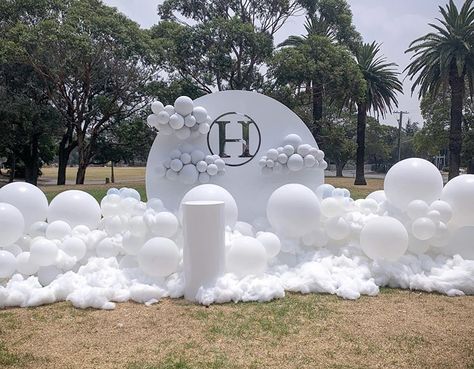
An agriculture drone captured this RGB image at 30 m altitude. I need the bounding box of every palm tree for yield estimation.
[405,0,474,180]
[354,42,403,185]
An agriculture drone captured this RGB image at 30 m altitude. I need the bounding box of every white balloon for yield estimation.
[406,200,429,220]
[156,110,170,124]
[287,154,304,171]
[198,172,210,184]
[122,231,146,256]
[151,101,164,114]
[16,252,39,275]
[441,174,474,228]
[407,235,430,255]
[426,210,441,223]
[170,159,184,172]
[412,217,436,240]
[179,164,199,185]
[315,184,335,200]
[214,159,226,171]
[266,149,278,161]
[297,144,312,157]
[184,114,197,128]
[28,221,48,238]
[283,134,302,148]
[147,211,179,238]
[360,217,408,261]
[180,184,238,228]
[447,226,474,259]
[430,222,450,248]
[226,236,267,277]
[367,190,386,204]
[0,250,17,278]
[3,244,21,256]
[318,160,328,170]
[320,198,345,218]
[48,190,101,229]
[304,154,316,168]
[100,194,122,218]
[191,150,205,164]
[30,238,58,266]
[164,104,175,115]
[174,96,194,116]
[429,200,453,223]
[0,182,48,228]
[0,202,25,247]
[325,217,350,240]
[234,221,255,236]
[96,237,120,258]
[267,184,320,238]
[169,113,185,130]
[179,153,191,165]
[146,114,159,128]
[46,220,72,240]
[256,232,281,258]
[37,265,61,286]
[170,149,182,159]
[192,106,208,123]
[166,169,178,181]
[384,158,443,210]
[138,237,180,277]
[314,150,325,161]
[198,123,210,134]
[207,163,218,176]
[61,237,87,260]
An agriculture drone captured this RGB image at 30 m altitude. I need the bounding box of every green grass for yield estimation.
[0,341,37,367]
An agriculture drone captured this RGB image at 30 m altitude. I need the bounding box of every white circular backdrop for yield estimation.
[146,91,324,221]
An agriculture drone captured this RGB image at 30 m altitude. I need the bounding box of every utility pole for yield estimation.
[394,111,409,162]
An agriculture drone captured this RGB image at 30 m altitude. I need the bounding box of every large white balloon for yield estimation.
[138,237,180,277]
[0,182,48,228]
[180,184,238,228]
[360,217,408,261]
[441,174,474,228]
[0,202,25,247]
[446,226,474,259]
[48,190,101,229]
[29,238,58,267]
[384,158,443,210]
[226,236,267,277]
[0,250,17,278]
[267,184,320,238]
[174,96,194,116]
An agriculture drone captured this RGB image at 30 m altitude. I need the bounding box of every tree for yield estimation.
[405,0,474,180]
[354,42,402,185]
[153,0,301,92]
[5,0,158,184]
[274,0,363,139]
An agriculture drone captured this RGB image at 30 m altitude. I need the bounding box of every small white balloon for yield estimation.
[256,232,281,258]
[297,144,312,157]
[164,104,175,115]
[406,200,429,220]
[315,184,336,200]
[146,114,159,129]
[304,154,316,168]
[169,113,185,130]
[16,252,39,275]
[138,237,180,277]
[196,161,208,173]
[367,190,386,204]
[198,123,210,134]
[412,217,436,241]
[151,101,164,114]
[429,200,453,223]
[283,134,302,148]
[191,150,205,164]
[61,237,87,260]
[46,220,72,240]
[266,149,278,161]
[30,238,58,267]
[320,198,345,218]
[170,159,184,172]
[287,154,304,171]
[174,96,194,116]
[96,237,121,258]
[184,114,197,128]
[147,212,179,238]
[156,111,170,124]
[192,106,208,123]
[282,145,295,156]
[0,250,17,278]
[214,159,225,171]
[207,164,218,176]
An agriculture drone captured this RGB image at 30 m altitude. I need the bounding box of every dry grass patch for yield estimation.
[0,291,473,369]
[40,167,146,183]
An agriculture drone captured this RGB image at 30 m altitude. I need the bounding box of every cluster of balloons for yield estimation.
[156,144,226,185]
[146,96,211,140]
[259,134,327,174]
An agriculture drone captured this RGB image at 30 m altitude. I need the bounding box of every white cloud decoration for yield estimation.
[146,96,211,140]
[259,134,327,174]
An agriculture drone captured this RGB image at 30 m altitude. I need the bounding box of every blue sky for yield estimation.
[103,0,465,127]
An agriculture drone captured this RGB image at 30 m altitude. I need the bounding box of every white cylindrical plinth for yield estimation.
[183,201,225,302]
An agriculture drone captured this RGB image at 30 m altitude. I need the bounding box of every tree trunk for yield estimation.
[448,70,465,180]
[468,158,474,174]
[24,133,40,186]
[354,102,367,185]
[312,81,323,140]
[111,161,115,183]
[57,128,76,185]
[75,131,90,185]
[335,161,344,177]
[76,160,87,185]
[8,153,16,183]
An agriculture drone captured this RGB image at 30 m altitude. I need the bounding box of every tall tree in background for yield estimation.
[153,0,301,92]
[405,0,474,180]
[5,0,159,184]
[274,0,363,139]
[354,42,402,185]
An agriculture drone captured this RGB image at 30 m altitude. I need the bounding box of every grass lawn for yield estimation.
[0,291,473,369]
[3,170,472,368]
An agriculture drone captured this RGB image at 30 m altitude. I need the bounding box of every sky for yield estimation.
[103,0,465,127]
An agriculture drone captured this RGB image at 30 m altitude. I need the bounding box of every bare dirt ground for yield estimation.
[1,291,473,369]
